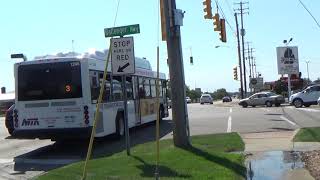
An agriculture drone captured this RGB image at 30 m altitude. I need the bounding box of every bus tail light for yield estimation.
[13,109,18,127]
[84,106,89,125]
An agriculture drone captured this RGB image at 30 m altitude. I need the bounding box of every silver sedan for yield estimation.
[239,92,285,108]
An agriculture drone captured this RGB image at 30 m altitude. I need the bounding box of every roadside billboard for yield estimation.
[249,77,263,89]
[276,46,299,75]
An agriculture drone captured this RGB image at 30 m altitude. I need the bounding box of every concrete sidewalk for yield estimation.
[241,131,296,152]
[241,130,320,180]
[240,130,320,152]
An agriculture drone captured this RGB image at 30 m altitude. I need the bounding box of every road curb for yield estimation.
[14,158,81,165]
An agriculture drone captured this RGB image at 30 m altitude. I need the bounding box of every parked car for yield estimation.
[290,84,320,108]
[200,94,213,104]
[5,104,15,135]
[239,92,285,108]
[318,97,320,106]
[222,96,232,102]
[186,97,192,104]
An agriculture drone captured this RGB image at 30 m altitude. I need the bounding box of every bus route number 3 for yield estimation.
[65,85,71,93]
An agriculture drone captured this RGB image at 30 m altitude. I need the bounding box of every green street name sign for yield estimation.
[104,24,140,37]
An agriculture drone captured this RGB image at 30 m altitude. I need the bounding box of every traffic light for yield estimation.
[190,56,193,65]
[213,13,220,31]
[203,0,212,19]
[233,66,238,80]
[219,19,227,42]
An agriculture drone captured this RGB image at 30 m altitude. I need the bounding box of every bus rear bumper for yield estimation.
[12,127,93,140]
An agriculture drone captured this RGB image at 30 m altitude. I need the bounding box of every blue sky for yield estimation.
[1,0,320,92]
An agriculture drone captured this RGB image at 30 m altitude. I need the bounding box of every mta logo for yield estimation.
[22,118,39,126]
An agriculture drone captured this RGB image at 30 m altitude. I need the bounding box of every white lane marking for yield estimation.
[299,108,320,112]
[0,159,13,164]
[227,116,232,133]
[261,108,271,112]
[286,106,320,112]
[280,116,297,126]
[230,108,232,113]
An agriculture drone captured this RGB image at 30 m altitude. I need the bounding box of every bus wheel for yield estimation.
[159,106,164,122]
[116,114,125,137]
[5,115,14,135]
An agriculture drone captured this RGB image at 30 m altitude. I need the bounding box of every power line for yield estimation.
[298,0,320,30]
[215,0,236,35]
[113,0,122,26]
[225,0,234,18]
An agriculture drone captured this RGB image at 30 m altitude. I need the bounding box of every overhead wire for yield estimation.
[81,0,122,179]
[225,0,235,18]
[215,0,236,36]
[298,0,320,30]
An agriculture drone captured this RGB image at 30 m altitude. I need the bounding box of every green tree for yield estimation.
[212,88,228,100]
[273,80,288,95]
[188,89,201,101]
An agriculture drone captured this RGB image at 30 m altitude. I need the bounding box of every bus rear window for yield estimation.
[18,61,82,101]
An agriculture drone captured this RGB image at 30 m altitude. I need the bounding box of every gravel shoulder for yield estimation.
[301,150,320,180]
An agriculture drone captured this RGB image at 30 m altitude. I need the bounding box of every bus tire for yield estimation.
[159,105,164,122]
[115,113,125,138]
[5,115,14,135]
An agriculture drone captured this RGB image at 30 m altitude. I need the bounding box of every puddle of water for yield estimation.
[246,151,305,180]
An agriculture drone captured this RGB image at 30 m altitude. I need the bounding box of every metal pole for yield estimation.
[250,48,254,78]
[306,61,310,83]
[235,13,244,99]
[288,74,291,98]
[247,43,252,78]
[122,75,130,155]
[163,0,190,147]
[240,2,247,97]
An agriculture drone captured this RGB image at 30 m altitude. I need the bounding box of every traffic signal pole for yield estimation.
[162,0,190,148]
[235,13,244,99]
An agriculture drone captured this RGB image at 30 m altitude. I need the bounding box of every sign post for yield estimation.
[107,25,139,156]
[277,46,299,98]
[111,36,135,156]
[249,77,263,93]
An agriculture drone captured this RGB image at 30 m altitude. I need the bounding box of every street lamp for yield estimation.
[283,38,293,98]
[305,60,310,83]
[214,45,230,48]
[283,38,293,46]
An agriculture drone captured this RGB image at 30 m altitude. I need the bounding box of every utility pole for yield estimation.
[246,42,252,93]
[161,0,190,148]
[235,13,244,99]
[246,42,252,78]
[250,48,255,78]
[235,1,249,97]
[254,58,257,77]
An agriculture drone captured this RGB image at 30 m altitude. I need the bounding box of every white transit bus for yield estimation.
[12,50,169,140]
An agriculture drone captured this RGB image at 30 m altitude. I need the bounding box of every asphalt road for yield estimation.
[1,102,320,179]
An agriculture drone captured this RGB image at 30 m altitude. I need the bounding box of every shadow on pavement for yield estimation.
[268,119,285,122]
[264,113,283,116]
[13,119,173,172]
[186,146,246,178]
[270,127,294,131]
